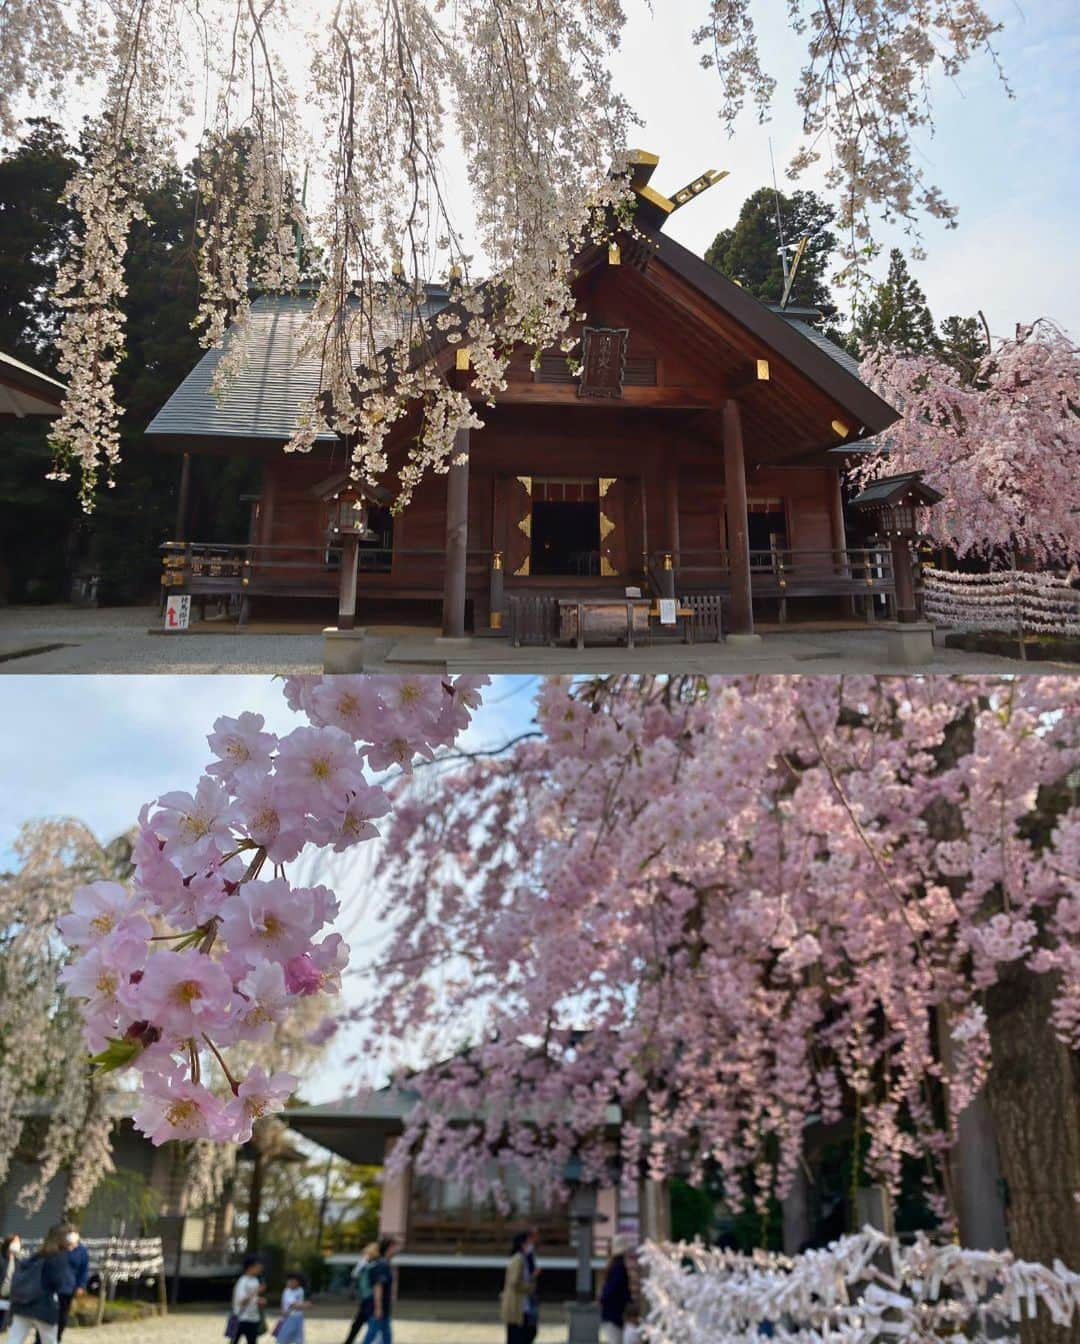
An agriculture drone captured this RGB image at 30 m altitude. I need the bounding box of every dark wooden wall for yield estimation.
[257,425,843,597]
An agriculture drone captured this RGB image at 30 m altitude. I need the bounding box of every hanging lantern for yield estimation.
[330,485,376,540]
[849,471,943,540]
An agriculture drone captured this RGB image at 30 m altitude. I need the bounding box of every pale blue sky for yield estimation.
[0,675,536,863]
[612,0,1079,338]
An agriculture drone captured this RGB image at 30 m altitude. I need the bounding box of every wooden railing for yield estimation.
[669,547,894,586]
[653,547,897,622]
[321,1215,611,1259]
[160,541,493,619]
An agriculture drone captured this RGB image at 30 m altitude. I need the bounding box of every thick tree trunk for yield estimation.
[984,962,1080,1344]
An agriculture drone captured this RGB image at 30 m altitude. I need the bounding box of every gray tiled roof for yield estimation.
[146,292,447,441]
[779,317,863,381]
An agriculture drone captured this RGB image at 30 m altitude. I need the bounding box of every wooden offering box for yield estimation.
[558,597,651,647]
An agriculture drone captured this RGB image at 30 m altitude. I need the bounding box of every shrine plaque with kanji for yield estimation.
[578,327,629,398]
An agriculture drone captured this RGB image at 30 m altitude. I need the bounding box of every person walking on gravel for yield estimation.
[5,1225,75,1344]
[229,1253,266,1344]
[343,1241,379,1344]
[361,1237,399,1344]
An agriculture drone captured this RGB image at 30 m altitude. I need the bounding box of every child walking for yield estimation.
[275,1272,307,1344]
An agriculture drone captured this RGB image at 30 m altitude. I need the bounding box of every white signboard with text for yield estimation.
[164,595,191,631]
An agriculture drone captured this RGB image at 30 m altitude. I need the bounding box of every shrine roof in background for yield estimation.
[0,348,66,416]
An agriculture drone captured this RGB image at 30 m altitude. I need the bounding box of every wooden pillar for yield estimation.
[442,428,471,638]
[174,452,192,542]
[660,552,675,600]
[829,468,847,561]
[640,1177,671,1243]
[664,467,680,568]
[489,552,504,630]
[379,1137,412,1244]
[337,535,360,630]
[722,399,754,636]
[890,534,918,623]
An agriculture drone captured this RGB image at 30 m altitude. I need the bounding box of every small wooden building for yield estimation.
[148,153,899,638]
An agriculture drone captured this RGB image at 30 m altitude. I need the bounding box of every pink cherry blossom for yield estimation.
[283,954,323,997]
[59,674,481,1144]
[305,783,392,851]
[133,1072,232,1145]
[307,677,385,741]
[230,962,293,1044]
[127,949,235,1038]
[274,725,368,810]
[219,879,325,967]
[221,1067,298,1143]
[56,881,152,948]
[228,775,306,864]
[206,712,278,783]
[59,934,147,1021]
[856,321,1080,562]
[363,675,1079,1236]
[309,933,350,994]
[151,775,234,862]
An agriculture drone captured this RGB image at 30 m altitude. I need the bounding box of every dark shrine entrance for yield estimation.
[530,478,601,577]
[748,497,789,566]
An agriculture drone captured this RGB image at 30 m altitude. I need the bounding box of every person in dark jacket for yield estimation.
[58,1224,90,1340]
[599,1235,635,1344]
[6,1224,76,1344]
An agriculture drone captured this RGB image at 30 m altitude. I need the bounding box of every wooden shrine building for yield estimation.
[148,153,900,641]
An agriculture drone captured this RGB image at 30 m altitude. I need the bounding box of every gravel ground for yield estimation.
[0,606,322,674]
[61,1309,564,1344]
[1,604,1074,674]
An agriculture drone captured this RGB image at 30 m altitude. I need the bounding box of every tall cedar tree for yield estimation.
[937,314,989,385]
[705,187,844,336]
[853,248,939,356]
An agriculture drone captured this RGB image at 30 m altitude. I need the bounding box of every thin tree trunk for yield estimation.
[984,962,1080,1344]
[246,1147,265,1254]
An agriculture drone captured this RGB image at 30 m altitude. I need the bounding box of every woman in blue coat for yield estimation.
[5,1225,75,1344]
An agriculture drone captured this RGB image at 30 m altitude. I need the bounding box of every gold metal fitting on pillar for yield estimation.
[492,551,503,571]
[663,552,673,571]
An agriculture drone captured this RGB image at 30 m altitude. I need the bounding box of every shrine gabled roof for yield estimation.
[146,290,448,443]
[637,227,898,439]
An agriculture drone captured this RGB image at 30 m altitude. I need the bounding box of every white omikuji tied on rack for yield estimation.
[922,566,1080,637]
[638,1229,1080,1343]
[81,1236,165,1282]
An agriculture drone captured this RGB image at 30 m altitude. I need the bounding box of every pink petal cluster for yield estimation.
[60,675,485,1144]
[856,321,1080,563]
